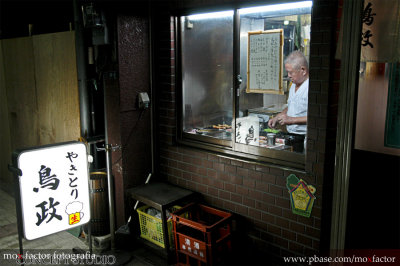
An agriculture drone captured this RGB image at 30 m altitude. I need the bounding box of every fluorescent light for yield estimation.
[187,10,234,20]
[239,1,312,15]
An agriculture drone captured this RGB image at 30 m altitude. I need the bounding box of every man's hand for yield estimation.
[267,108,290,128]
[276,114,292,126]
[268,116,278,128]
[271,114,307,127]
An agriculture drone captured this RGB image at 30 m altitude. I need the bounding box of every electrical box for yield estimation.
[138,92,150,109]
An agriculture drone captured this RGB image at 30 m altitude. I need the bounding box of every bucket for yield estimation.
[88,171,110,236]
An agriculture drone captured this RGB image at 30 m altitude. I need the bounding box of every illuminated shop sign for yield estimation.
[15,142,90,240]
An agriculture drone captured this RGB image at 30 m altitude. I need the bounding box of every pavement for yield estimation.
[0,188,289,266]
[0,188,168,266]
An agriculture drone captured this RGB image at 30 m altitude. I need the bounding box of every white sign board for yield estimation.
[16,142,90,240]
[235,116,260,146]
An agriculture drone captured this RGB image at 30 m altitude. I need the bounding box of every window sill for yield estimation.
[177,135,306,171]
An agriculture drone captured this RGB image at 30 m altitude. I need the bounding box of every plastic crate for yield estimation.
[137,205,180,249]
[171,203,232,266]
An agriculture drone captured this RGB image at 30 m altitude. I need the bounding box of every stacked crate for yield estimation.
[171,203,232,266]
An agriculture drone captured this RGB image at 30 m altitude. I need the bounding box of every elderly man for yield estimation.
[268,50,309,135]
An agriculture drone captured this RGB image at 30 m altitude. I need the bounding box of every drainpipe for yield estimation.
[73,0,91,138]
[149,0,155,175]
[103,87,116,251]
[73,0,93,254]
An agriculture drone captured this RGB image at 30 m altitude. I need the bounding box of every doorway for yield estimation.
[331,0,400,251]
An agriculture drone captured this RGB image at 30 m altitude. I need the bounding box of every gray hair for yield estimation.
[284,50,309,71]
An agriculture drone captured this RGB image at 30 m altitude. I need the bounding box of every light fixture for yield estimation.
[239,1,312,15]
[187,10,234,20]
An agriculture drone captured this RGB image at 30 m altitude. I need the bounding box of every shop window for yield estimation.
[178,1,313,167]
[181,11,234,146]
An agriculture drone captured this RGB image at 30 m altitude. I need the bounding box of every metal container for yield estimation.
[267,133,276,146]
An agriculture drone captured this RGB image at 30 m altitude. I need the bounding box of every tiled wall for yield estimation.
[152,0,340,257]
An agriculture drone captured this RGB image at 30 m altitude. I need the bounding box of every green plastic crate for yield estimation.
[137,205,180,248]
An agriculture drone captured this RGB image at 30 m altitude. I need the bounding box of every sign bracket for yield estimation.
[9,163,25,265]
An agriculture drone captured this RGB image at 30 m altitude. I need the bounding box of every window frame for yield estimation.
[175,2,311,169]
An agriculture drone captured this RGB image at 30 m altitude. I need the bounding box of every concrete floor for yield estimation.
[0,188,168,266]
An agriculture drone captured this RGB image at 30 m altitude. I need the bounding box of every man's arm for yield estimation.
[277,114,307,126]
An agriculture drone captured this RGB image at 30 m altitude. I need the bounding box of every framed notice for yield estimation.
[247,29,284,94]
[13,141,91,240]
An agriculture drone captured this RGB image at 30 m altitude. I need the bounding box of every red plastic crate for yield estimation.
[171,203,232,266]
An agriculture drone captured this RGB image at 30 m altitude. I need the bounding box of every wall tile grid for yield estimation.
[153,0,340,257]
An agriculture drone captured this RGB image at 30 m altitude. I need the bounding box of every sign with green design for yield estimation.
[286,174,316,218]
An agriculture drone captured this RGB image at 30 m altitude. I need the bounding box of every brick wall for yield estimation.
[152,0,340,258]
[117,14,152,189]
[116,7,152,227]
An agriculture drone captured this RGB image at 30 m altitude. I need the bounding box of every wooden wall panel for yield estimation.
[33,31,80,145]
[0,31,80,189]
[2,36,39,150]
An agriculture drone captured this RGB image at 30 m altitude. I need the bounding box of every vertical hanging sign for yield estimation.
[360,0,400,62]
[14,141,91,240]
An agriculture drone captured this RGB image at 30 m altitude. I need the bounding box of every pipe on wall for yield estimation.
[73,0,91,138]
[149,0,155,175]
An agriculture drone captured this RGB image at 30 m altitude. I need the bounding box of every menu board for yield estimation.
[247,29,283,94]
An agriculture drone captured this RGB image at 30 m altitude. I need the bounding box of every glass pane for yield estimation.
[354,0,400,156]
[236,1,312,153]
[181,11,234,141]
